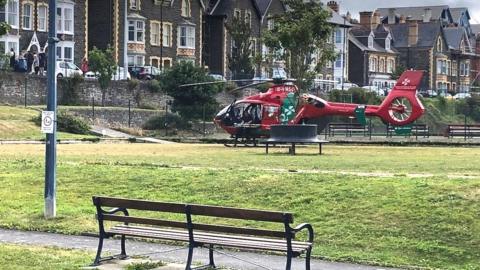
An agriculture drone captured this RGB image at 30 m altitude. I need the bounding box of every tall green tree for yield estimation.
[159,62,222,120]
[226,16,254,80]
[88,46,116,106]
[263,0,336,90]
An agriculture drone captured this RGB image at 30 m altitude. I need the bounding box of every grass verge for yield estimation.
[0,144,478,269]
[0,244,92,270]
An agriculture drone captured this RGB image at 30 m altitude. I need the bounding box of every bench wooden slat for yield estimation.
[189,205,293,223]
[108,227,309,253]
[103,215,187,229]
[94,197,186,214]
[114,225,302,245]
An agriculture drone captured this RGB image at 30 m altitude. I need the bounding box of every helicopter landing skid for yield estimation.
[224,136,261,147]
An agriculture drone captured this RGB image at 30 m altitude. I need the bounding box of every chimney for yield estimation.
[346,11,352,23]
[371,11,381,30]
[388,8,396,24]
[327,1,339,13]
[399,15,406,24]
[423,8,432,22]
[360,11,373,29]
[408,20,419,47]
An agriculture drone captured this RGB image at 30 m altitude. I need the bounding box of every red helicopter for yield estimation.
[213,70,425,139]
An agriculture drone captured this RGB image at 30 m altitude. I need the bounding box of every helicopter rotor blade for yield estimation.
[179,79,273,88]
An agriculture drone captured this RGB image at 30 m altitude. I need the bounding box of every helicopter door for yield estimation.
[262,105,280,125]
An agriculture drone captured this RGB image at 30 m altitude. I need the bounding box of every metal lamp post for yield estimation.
[45,0,58,218]
[155,0,171,72]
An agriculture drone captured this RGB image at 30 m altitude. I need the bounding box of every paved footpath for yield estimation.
[0,229,399,270]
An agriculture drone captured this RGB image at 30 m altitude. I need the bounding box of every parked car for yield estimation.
[335,82,359,90]
[129,66,161,80]
[419,89,438,98]
[453,93,471,100]
[208,73,226,81]
[56,61,83,78]
[85,66,131,81]
[439,92,453,99]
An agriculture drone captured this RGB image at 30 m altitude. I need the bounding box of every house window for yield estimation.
[130,0,140,10]
[335,55,342,68]
[150,21,161,46]
[385,37,391,50]
[0,36,19,55]
[1,0,19,28]
[37,5,47,31]
[128,55,145,66]
[128,20,145,43]
[234,9,241,19]
[55,41,74,62]
[452,61,457,76]
[267,19,274,30]
[387,59,394,73]
[436,38,442,52]
[150,56,160,68]
[56,4,74,34]
[249,38,256,57]
[181,0,190,17]
[245,11,251,28]
[379,58,385,73]
[178,25,195,49]
[368,34,374,48]
[335,29,342,44]
[163,58,172,68]
[22,3,32,30]
[163,23,172,47]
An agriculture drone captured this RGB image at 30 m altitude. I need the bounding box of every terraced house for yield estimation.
[0,0,87,64]
[203,0,286,78]
[377,5,480,93]
[88,0,205,69]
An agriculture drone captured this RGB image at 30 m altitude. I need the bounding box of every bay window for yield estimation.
[56,3,74,35]
[128,20,145,43]
[178,25,195,49]
[0,0,19,28]
[56,41,74,62]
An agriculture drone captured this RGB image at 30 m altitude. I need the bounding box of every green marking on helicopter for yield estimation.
[280,92,299,124]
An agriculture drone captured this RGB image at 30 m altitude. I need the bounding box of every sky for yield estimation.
[322,0,480,24]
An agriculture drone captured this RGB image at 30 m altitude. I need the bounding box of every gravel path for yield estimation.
[0,229,399,270]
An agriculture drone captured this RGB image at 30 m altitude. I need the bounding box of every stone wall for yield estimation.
[0,70,244,107]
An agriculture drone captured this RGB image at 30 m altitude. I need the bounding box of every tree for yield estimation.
[159,62,223,120]
[226,16,254,80]
[391,64,406,80]
[88,46,116,106]
[263,0,336,91]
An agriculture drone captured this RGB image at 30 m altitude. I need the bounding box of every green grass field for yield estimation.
[0,244,92,270]
[0,144,479,269]
[0,106,96,140]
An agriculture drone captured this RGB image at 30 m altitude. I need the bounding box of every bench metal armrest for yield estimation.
[292,223,314,243]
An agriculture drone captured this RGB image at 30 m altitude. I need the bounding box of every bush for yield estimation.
[59,74,84,105]
[147,79,162,93]
[33,111,91,134]
[143,113,191,130]
[329,87,382,104]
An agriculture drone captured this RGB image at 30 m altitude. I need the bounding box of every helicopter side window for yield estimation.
[242,104,262,124]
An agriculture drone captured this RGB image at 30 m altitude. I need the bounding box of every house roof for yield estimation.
[324,6,352,27]
[387,21,442,47]
[210,0,261,17]
[253,0,271,18]
[377,5,449,22]
[443,27,465,50]
[449,7,470,23]
[349,25,397,54]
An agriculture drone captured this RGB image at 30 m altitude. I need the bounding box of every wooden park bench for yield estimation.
[92,196,314,270]
[328,123,370,137]
[386,124,430,139]
[447,125,480,139]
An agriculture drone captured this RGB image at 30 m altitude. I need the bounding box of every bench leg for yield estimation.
[120,235,127,259]
[285,253,292,270]
[305,247,312,270]
[208,244,216,268]
[92,235,104,266]
[185,245,194,270]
